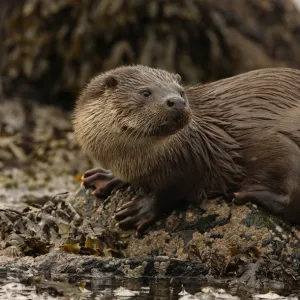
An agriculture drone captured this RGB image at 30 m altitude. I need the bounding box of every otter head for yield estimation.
[109,66,192,138]
[73,65,192,158]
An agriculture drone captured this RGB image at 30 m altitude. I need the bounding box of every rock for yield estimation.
[0,183,299,284]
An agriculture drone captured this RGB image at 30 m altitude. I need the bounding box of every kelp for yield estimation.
[1,0,300,108]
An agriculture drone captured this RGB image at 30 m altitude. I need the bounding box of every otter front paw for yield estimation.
[82,167,123,198]
[114,195,159,234]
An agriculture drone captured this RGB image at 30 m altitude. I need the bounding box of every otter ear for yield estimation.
[174,73,181,83]
[104,75,118,89]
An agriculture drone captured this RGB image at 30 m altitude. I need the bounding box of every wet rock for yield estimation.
[0,183,299,284]
[0,98,299,284]
[0,98,92,203]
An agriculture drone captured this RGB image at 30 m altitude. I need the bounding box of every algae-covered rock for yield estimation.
[0,97,299,284]
[1,0,300,107]
[67,185,300,281]
[1,182,299,283]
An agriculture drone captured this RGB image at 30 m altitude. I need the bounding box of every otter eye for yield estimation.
[180,90,185,97]
[141,90,151,98]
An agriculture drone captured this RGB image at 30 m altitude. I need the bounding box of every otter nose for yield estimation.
[165,97,186,110]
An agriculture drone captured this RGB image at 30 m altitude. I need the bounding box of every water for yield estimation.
[0,270,299,300]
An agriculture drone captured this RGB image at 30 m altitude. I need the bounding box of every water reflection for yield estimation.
[0,271,299,300]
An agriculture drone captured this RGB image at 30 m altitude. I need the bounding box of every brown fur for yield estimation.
[73,65,300,230]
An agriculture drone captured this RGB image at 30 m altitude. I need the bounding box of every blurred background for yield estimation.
[1,0,300,203]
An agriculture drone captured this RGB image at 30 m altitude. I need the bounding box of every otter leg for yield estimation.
[234,184,289,215]
[82,168,124,198]
[114,190,188,234]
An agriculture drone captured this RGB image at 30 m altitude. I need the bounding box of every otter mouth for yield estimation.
[151,112,191,136]
[149,123,184,136]
[122,110,191,137]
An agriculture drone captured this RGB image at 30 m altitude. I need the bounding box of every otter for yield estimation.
[73,65,300,234]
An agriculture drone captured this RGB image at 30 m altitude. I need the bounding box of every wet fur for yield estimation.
[73,66,300,225]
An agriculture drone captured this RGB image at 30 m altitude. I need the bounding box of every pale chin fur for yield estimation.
[73,108,187,184]
[73,103,155,168]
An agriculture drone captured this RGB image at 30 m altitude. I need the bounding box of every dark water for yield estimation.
[0,270,299,300]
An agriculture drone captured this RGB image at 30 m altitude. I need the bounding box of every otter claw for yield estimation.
[114,195,159,233]
[83,172,113,187]
[83,167,112,177]
[114,204,139,221]
[136,217,155,234]
[81,168,124,198]
[118,215,141,230]
[116,200,135,212]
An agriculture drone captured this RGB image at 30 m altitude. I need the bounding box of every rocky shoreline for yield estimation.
[0,98,300,289]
